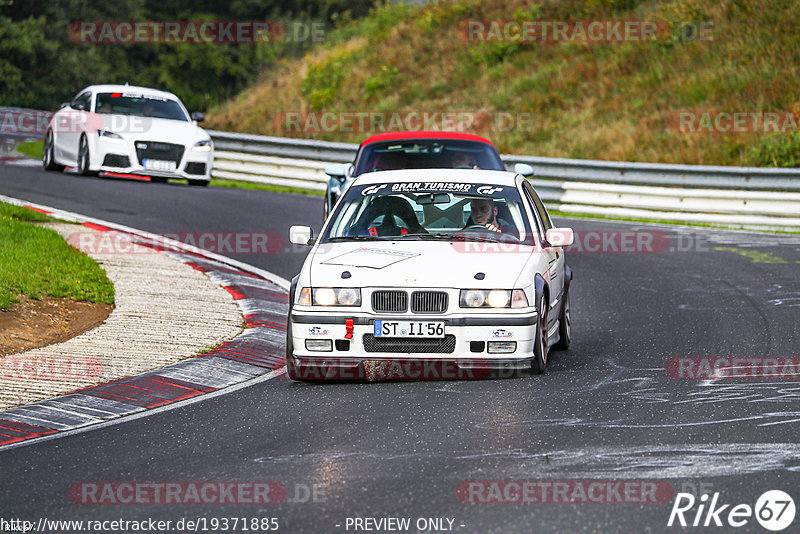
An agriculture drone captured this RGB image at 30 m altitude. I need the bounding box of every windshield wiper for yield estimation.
[328,236,393,241]
[400,232,452,240]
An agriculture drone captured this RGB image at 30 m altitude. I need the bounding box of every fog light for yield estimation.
[487,341,516,354]
[305,339,332,352]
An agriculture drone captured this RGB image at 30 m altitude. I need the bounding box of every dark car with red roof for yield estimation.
[322,131,532,218]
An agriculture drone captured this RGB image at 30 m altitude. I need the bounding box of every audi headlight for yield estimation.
[192,139,213,152]
[303,287,362,307]
[460,289,528,308]
[98,130,123,142]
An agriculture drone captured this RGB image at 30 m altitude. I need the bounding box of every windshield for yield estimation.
[322,181,534,245]
[353,140,504,176]
[95,92,188,121]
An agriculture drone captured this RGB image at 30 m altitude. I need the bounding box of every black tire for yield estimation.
[531,294,548,374]
[42,130,64,172]
[552,288,571,351]
[187,179,209,187]
[285,312,301,380]
[150,176,168,183]
[77,135,98,176]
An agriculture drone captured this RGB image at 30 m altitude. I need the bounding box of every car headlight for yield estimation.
[98,130,124,142]
[300,287,362,307]
[192,139,213,152]
[460,289,528,308]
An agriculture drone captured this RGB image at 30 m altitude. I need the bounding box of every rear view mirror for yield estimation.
[417,193,451,205]
[289,225,315,246]
[191,112,205,123]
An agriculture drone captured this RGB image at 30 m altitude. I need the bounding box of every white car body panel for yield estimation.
[47,84,213,182]
[288,169,573,378]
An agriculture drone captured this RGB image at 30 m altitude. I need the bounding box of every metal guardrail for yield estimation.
[209,130,800,231]
[2,112,796,230]
[0,107,51,140]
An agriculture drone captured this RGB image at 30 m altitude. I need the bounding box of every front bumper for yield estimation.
[289,310,538,378]
[90,137,213,181]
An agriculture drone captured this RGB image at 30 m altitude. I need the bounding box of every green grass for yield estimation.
[16,140,43,160]
[207,0,800,167]
[0,202,115,310]
[210,178,325,196]
[548,209,800,234]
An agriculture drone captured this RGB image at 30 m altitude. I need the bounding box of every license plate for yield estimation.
[374,320,445,338]
[143,159,176,171]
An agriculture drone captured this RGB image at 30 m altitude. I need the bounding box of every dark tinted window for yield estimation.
[95,93,188,121]
[72,92,91,111]
[353,140,504,176]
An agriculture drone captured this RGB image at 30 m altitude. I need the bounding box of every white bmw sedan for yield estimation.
[43,84,213,185]
[287,168,574,381]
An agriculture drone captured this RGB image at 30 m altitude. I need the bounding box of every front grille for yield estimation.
[102,154,130,167]
[411,291,448,313]
[363,334,456,354]
[135,141,184,165]
[184,162,206,175]
[372,290,407,313]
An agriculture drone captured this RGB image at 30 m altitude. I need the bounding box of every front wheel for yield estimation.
[285,314,304,381]
[552,289,571,351]
[77,135,98,176]
[531,295,548,374]
[42,130,64,172]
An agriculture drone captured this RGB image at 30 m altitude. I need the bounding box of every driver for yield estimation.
[468,198,513,234]
[451,151,479,169]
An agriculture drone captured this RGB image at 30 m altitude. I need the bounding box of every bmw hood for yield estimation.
[308,241,535,289]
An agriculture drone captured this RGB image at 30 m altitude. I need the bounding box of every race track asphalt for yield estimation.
[2,165,799,533]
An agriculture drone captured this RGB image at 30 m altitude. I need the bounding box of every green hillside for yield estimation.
[207,0,800,167]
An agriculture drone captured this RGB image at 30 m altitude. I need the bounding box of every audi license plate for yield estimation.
[143,159,177,172]
[374,320,445,338]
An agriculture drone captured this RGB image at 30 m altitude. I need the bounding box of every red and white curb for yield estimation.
[0,194,289,450]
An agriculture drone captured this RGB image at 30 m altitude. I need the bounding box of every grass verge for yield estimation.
[549,210,800,235]
[0,202,115,310]
[16,140,44,160]
[211,178,325,196]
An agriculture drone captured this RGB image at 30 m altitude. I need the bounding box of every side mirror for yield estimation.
[289,225,315,246]
[514,163,534,177]
[325,163,348,183]
[546,227,574,247]
[60,102,70,109]
[191,112,205,123]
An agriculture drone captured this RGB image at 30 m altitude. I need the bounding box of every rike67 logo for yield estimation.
[668,490,795,531]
